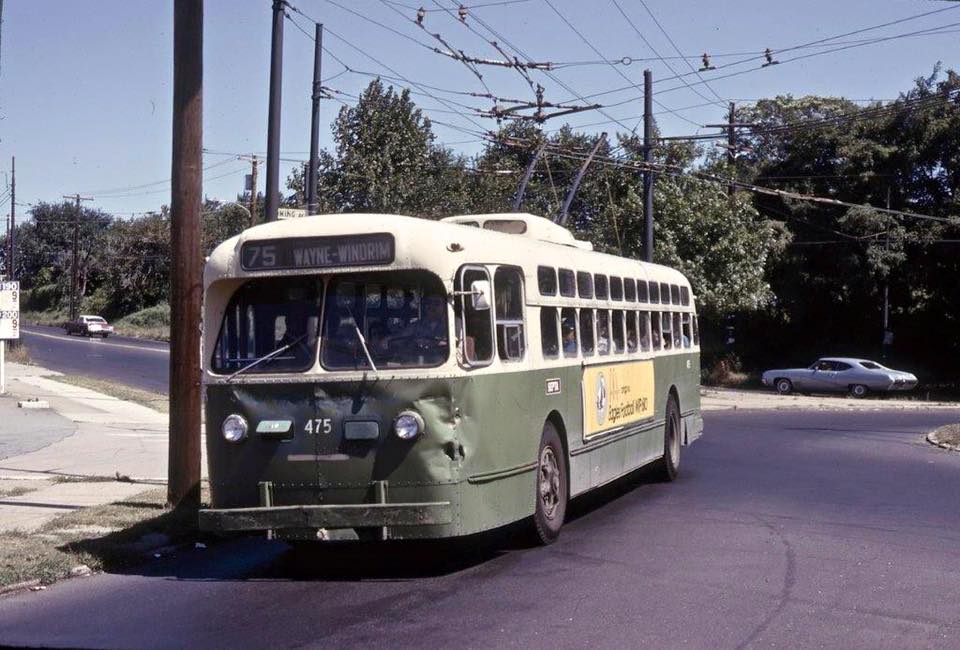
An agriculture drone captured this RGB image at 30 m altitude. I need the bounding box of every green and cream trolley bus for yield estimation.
[199,213,703,544]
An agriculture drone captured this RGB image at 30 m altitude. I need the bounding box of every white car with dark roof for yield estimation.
[762,357,918,398]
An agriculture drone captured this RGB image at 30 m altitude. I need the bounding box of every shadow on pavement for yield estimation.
[89,464,667,584]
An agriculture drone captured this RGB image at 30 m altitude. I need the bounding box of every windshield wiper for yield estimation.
[346,308,379,374]
[226,334,308,382]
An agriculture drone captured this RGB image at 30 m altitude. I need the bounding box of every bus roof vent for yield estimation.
[441,213,593,251]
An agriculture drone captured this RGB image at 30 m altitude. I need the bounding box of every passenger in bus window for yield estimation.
[561,308,578,357]
[651,312,662,350]
[596,311,610,355]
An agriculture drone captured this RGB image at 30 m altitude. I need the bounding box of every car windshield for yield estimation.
[88,317,106,323]
[211,277,323,374]
[321,271,448,370]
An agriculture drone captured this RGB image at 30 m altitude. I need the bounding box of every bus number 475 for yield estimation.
[304,418,333,435]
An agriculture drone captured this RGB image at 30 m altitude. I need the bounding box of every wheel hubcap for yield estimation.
[538,446,561,520]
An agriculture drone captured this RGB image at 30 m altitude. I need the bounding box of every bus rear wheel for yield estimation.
[654,395,681,482]
[532,421,567,545]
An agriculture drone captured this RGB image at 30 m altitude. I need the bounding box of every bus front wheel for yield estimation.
[532,421,567,545]
[654,395,681,482]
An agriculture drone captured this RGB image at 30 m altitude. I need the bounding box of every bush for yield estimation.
[22,283,62,312]
[113,304,170,341]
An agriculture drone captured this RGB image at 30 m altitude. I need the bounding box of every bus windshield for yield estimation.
[321,271,449,370]
[211,277,322,374]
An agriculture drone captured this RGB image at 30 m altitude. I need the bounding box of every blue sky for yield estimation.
[1,0,958,219]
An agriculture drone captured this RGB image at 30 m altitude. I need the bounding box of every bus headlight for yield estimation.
[393,411,424,440]
[222,414,249,443]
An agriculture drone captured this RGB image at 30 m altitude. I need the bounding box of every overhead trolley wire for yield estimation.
[566,7,960,104]
[542,0,703,129]
[284,6,491,136]
[612,0,726,109]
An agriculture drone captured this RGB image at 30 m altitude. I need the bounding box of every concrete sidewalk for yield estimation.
[701,386,960,411]
[0,363,203,533]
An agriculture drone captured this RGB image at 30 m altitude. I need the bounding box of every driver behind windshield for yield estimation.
[378,294,448,364]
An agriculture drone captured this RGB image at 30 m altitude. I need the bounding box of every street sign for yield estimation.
[277,208,308,220]
[0,281,19,340]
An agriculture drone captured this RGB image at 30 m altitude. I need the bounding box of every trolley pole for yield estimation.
[642,69,654,263]
[306,22,323,215]
[62,193,93,321]
[264,0,285,222]
[168,0,203,512]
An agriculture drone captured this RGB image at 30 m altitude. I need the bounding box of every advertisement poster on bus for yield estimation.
[582,360,655,440]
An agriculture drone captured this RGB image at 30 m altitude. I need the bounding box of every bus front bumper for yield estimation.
[198,501,453,533]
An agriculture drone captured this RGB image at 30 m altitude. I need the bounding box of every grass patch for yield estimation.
[21,309,69,328]
[4,341,32,365]
[0,487,206,589]
[930,423,960,448]
[49,375,168,413]
[114,304,170,342]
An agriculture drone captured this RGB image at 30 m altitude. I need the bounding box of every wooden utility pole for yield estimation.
[727,102,736,198]
[642,69,654,263]
[242,155,260,226]
[265,0,285,222]
[62,193,93,321]
[8,157,14,280]
[168,0,203,512]
[306,22,323,215]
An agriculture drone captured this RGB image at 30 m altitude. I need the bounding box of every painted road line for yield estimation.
[21,328,169,355]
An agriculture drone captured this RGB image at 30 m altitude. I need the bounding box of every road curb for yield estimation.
[926,430,960,452]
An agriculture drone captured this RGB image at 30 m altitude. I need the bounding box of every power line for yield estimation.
[496,134,958,225]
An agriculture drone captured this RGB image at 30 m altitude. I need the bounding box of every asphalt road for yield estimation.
[18,324,170,394]
[1,408,959,649]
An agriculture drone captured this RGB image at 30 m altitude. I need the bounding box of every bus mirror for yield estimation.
[470,280,491,311]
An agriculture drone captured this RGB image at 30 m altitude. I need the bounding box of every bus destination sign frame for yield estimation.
[240,233,395,271]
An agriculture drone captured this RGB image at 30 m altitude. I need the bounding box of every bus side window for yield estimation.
[673,312,682,349]
[648,281,660,304]
[624,278,636,302]
[457,268,494,364]
[596,310,611,355]
[561,308,578,357]
[682,313,692,349]
[638,311,651,352]
[637,279,648,303]
[692,315,700,346]
[494,267,525,361]
[559,269,576,297]
[540,307,559,359]
[650,311,662,351]
[579,308,595,356]
[661,311,673,350]
[625,310,638,353]
[612,310,625,353]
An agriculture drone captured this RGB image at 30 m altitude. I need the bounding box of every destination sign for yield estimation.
[240,233,395,271]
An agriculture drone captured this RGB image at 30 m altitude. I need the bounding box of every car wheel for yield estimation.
[850,384,868,399]
[775,378,793,395]
[532,421,567,545]
[653,394,681,482]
